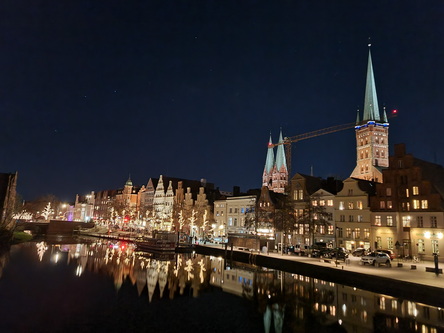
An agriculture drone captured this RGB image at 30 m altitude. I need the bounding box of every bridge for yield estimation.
[16,220,94,236]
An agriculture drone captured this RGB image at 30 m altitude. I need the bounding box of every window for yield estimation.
[241,208,245,213]
[402,216,411,227]
[348,189,354,196]
[229,208,232,213]
[386,188,392,196]
[387,201,393,209]
[234,218,237,226]
[417,216,423,227]
[319,225,325,234]
[413,200,420,209]
[338,228,343,238]
[234,208,238,213]
[413,186,419,195]
[299,224,304,235]
[328,225,334,235]
[327,199,333,207]
[432,239,439,254]
[431,216,437,228]
[340,215,345,222]
[355,228,361,239]
[357,215,363,222]
[380,201,386,209]
[375,216,381,226]
[349,215,354,222]
[387,237,393,249]
[421,200,428,209]
[356,201,363,210]
[387,216,393,226]
[418,239,425,253]
[364,229,370,239]
[348,202,354,209]
[319,200,325,206]
[406,188,409,197]
[228,217,233,226]
[346,228,352,238]
[339,201,345,210]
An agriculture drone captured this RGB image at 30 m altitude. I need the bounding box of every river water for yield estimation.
[0,238,443,333]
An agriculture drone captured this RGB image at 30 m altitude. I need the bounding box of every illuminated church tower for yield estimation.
[350,46,389,183]
[262,130,288,193]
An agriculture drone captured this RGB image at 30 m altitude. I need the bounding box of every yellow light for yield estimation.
[439,233,443,239]
[425,231,431,239]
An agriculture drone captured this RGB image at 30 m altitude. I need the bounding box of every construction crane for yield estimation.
[273,110,398,175]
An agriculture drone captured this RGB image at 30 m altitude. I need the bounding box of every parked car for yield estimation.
[361,252,392,267]
[329,247,349,260]
[352,248,367,257]
[378,249,395,260]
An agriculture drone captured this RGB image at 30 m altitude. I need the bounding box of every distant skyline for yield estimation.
[1,1,443,201]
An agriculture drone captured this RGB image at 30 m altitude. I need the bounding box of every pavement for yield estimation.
[202,243,444,290]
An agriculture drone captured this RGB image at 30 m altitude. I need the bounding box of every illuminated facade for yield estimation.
[351,48,389,183]
[334,177,374,251]
[262,130,288,193]
[370,144,444,260]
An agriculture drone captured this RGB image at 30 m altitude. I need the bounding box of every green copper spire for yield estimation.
[264,133,275,174]
[275,129,287,171]
[363,47,380,121]
[125,174,132,186]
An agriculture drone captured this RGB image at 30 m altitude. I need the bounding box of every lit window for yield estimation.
[319,200,325,206]
[402,216,411,227]
[421,200,428,209]
[364,229,370,239]
[339,201,344,210]
[380,201,386,209]
[356,201,363,210]
[346,228,352,237]
[387,216,393,226]
[348,202,354,209]
[327,200,333,206]
[387,201,392,209]
[375,216,381,226]
[312,200,318,206]
[406,189,409,197]
[413,200,420,209]
[413,186,419,195]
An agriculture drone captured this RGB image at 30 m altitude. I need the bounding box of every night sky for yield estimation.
[1,1,443,201]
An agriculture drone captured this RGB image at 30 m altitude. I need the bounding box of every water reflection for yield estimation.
[28,240,444,332]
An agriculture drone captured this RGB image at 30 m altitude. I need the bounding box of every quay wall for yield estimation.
[196,244,444,308]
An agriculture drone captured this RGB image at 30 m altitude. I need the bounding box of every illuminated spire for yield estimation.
[275,129,287,171]
[363,46,380,121]
[264,133,275,174]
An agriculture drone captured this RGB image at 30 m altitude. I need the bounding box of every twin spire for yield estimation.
[262,129,288,193]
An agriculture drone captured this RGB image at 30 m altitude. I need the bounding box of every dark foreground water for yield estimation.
[0,239,443,333]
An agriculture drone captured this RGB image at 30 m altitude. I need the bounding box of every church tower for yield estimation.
[271,130,288,193]
[262,134,275,188]
[262,130,288,193]
[350,47,389,183]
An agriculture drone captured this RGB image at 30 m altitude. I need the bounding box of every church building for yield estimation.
[351,47,390,183]
[262,130,288,193]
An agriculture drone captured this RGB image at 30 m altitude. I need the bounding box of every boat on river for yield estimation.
[136,238,176,252]
[136,231,177,252]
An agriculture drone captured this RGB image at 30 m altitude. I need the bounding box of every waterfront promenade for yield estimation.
[199,243,444,289]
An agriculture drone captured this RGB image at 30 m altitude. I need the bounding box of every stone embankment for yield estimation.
[196,244,444,308]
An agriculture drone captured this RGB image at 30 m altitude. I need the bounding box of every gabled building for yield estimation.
[370,144,444,260]
[351,47,389,183]
[335,177,375,251]
[290,173,343,247]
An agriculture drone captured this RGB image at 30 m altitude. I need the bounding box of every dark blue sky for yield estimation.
[1,1,443,201]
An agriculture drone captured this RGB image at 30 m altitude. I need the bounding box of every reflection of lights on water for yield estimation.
[338,319,342,325]
[54,253,59,263]
[76,265,83,276]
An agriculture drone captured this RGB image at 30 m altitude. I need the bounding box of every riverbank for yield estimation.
[196,243,444,308]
